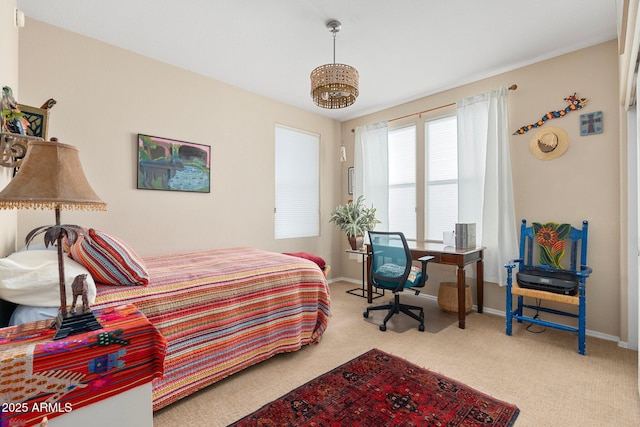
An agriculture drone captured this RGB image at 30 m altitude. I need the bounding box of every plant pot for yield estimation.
[348,234,365,251]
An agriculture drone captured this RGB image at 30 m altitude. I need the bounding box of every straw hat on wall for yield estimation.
[529,126,569,160]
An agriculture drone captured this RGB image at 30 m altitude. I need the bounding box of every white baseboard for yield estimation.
[480,306,621,344]
[330,279,623,345]
[328,276,360,284]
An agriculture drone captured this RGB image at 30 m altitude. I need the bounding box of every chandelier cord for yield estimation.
[332,29,337,64]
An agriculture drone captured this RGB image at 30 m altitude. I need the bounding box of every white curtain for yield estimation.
[457,87,518,285]
[354,121,389,231]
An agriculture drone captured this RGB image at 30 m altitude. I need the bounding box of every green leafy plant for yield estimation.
[329,195,380,238]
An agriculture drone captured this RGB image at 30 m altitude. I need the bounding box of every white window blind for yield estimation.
[388,125,416,239]
[425,116,458,241]
[274,125,320,239]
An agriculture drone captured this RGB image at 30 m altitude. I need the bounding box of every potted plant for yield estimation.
[329,195,380,250]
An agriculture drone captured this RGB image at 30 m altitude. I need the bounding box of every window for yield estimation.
[274,125,319,239]
[356,113,458,242]
[388,125,416,239]
[363,113,457,242]
[425,116,458,241]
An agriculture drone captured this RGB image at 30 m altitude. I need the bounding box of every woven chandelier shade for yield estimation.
[0,139,107,211]
[310,19,359,109]
[310,63,359,109]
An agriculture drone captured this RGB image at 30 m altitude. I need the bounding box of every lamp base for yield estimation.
[53,310,102,340]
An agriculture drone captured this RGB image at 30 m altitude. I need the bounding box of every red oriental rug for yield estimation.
[230,348,519,427]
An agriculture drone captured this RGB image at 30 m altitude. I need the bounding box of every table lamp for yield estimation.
[0,138,107,339]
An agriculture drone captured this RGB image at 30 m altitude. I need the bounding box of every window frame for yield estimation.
[424,114,458,242]
[387,124,417,239]
[386,107,458,242]
[274,124,320,239]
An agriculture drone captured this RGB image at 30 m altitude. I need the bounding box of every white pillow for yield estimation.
[0,250,97,307]
[10,306,59,325]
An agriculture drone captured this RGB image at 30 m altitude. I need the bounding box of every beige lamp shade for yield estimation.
[0,139,106,211]
[0,139,106,336]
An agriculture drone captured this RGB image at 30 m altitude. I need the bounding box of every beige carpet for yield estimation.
[153,281,640,427]
[363,291,459,333]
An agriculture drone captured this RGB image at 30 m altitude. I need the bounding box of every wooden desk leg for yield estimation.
[457,266,466,329]
[477,258,484,314]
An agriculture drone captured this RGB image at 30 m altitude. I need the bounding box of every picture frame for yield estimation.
[18,103,50,139]
[137,134,211,193]
[348,167,354,195]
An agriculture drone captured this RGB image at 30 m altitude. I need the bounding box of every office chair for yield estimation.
[505,220,591,354]
[364,231,434,331]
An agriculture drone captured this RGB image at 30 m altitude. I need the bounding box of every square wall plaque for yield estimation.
[580,111,603,136]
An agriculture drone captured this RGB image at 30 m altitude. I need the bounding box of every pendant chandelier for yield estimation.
[310,20,359,109]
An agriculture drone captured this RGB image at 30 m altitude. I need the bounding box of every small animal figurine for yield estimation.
[512,92,588,135]
[70,273,90,314]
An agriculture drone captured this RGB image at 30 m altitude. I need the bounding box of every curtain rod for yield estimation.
[351,84,517,132]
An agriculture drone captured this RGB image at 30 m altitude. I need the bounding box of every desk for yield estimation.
[367,243,484,329]
[0,304,166,426]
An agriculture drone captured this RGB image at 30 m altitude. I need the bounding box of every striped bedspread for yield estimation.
[92,247,331,411]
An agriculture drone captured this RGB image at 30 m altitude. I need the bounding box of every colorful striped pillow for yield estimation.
[69,229,149,286]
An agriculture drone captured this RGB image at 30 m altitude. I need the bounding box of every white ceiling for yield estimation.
[16,0,618,122]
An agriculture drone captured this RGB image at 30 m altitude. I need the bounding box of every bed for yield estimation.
[0,236,331,412]
[93,247,331,410]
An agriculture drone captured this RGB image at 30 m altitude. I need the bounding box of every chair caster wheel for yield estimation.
[379,324,387,331]
[418,324,425,332]
[363,311,369,318]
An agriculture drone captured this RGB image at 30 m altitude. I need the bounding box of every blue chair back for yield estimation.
[369,231,422,291]
[518,220,588,273]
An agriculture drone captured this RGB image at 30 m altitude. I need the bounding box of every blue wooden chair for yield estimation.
[504,220,592,354]
[364,231,434,331]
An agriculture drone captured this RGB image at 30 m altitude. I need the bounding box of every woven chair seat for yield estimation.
[511,282,579,305]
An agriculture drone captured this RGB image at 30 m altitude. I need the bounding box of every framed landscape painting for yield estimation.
[137,134,211,193]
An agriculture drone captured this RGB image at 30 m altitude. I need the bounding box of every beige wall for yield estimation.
[17,20,343,269]
[0,0,19,257]
[341,41,622,339]
[15,20,624,338]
